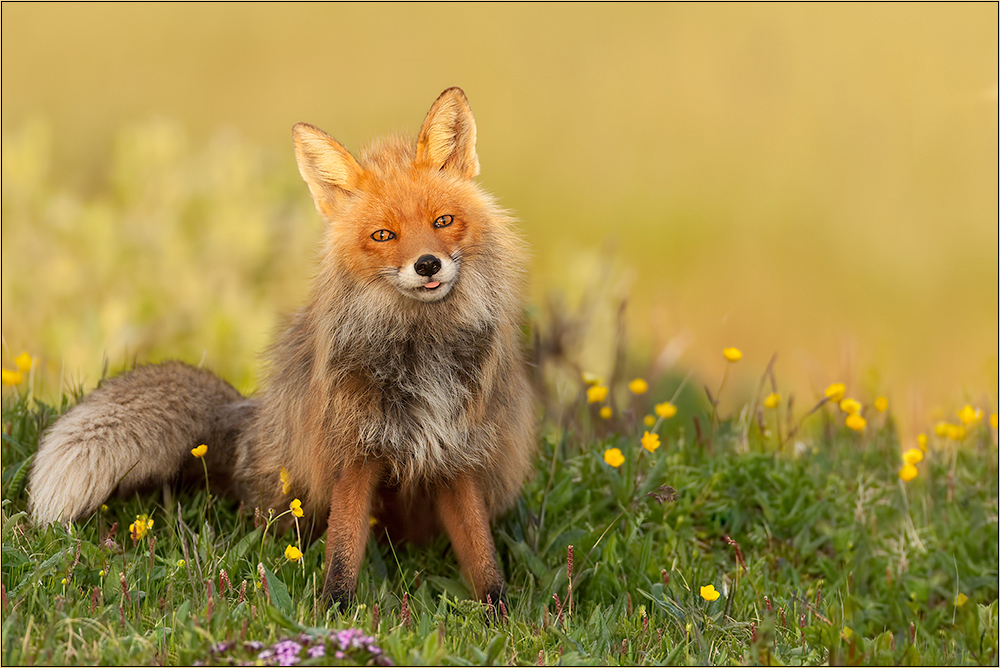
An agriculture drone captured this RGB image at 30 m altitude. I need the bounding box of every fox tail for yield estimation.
[28,361,255,524]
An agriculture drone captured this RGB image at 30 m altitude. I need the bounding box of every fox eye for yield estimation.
[433,215,454,228]
[371,229,396,242]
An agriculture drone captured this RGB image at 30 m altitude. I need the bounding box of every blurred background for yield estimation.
[2,4,997,430]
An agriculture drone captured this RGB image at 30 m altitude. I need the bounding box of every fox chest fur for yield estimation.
[349,318,499,478]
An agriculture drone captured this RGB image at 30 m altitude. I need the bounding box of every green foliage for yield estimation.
[2,376,997,665]
[2,119,319,396]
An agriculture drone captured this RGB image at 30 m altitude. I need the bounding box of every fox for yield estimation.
[27,87,536,610]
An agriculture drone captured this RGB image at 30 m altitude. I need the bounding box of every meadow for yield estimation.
[3,3,998,418]
[1,342,998,665]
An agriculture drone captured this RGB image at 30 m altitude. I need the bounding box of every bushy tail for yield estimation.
[28,361,256,524]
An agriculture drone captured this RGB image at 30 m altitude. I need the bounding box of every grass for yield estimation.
[2,353,997,665]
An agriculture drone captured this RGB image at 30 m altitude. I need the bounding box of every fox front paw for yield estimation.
[484,583,509,623]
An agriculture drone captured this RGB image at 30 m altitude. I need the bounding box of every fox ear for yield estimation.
[415,87,480,179]
[292,122,364,214]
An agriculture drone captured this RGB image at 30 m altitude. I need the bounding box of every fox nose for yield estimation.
[414,254,442,277]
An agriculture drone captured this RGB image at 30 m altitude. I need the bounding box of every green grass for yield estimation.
[2,365,997,665]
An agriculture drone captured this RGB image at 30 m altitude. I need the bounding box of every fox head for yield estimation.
[293,87,490,304]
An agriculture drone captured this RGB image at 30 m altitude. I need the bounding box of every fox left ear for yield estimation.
[292,122,365,216]
[415,87,480,179]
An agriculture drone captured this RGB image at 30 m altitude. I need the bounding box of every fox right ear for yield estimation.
[415,87,480,179]
[292,122,364,215]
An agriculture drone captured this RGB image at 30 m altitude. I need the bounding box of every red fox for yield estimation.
[27,87,536,610]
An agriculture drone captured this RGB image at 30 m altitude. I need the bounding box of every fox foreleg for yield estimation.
[321,459,382,611]
[436,473,507,609]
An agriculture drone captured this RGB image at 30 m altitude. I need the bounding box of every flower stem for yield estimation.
[710,365,731,428]
[201,458,211,502]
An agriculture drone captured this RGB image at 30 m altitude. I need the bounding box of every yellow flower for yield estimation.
[641,431,660,453]
[582,371,602,386]
[176,560,186,568]
[290,498,304,518]
[654,401,677,419]
[945,424,966,441]
[587,385,609,403]
[279,466,292,495]
[957,405,978,426]
[700,584,721,601]
[14,352,33,373]
[934,421,949,437]
[874,396,888,413]
[825,383,846,402]
[284,545,303,561]
[129,514,154,540]
[99,569,106,577]
[723,347,742,362]
[991,413,999,429]
[845,414,866,431]
[839,398,862,415]
[899,463,918,482]
[191,444,208,458]
[599,406,612,419]
[603,447,625,468]
[917,433,928,452]
[369,516,378,527]
[643,415,656,427]
[1,369,24,386]
[954,593,968,606]
[61,577,68,585]
[902,448,923,465]
[764,392,781,409]
[628,378,649,395]
[840,626,853,641]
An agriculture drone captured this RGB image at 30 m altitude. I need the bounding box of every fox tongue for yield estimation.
[424,281,441,289]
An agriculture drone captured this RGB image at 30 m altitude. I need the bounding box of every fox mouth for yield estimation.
[418,280,451,299]
[397,278,454,302]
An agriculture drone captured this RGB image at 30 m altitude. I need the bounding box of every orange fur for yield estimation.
[436,474,506,603]
[322,459,383,608]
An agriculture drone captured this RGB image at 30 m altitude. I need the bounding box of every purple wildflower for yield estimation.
[272,639,303,666]
[335,628,359,648]
[336,627,378,650]
[240,628,390,666]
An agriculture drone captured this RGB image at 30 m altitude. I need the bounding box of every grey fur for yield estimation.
[29,362,251,523]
